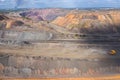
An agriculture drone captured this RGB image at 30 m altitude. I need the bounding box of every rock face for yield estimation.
[0,30,52,41]
[19,68,32,77]
[0,15,25,29]
[0,15,9,21]
[12,20,24,26]
[52,11,120,33]
[1,55,120,78]
[4,66,19,77]
[0,15,9,29]
[5,20,25,29]
[19,9,69,21]
[0,63,4,73]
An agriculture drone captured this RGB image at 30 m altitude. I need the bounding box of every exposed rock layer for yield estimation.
[52,11,120,33]
[0,55,120,78]
[19,9,69,21]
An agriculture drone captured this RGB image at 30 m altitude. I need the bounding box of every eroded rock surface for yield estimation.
[52,11,120,33]
[0,55,120,78]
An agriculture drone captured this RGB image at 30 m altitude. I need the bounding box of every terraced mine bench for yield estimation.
[0,30,120,78]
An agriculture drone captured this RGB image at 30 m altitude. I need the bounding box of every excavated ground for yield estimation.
[1,9,120,79]
[0,42,120,78]
[0,29,120,78]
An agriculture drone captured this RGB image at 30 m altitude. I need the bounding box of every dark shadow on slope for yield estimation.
[76,24,120,71]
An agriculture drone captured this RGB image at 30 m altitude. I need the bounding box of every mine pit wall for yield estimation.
[0,54,120,78]
[0,30,53,46]
[0,30,52,41]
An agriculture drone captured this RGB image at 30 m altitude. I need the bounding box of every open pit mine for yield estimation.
[0,9,120,78]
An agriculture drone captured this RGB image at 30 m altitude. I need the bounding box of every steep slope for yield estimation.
[52,11,120,33]
[19,9,69,21]
[0,14,9,29]
[0,14,9,21]
[0,14,26,29]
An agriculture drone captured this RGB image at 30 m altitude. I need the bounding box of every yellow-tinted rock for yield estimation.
[52,11,120,32]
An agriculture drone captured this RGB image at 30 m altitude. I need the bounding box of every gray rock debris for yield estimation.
[4,66,19,77]
[19,68,32,77]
